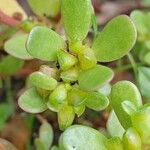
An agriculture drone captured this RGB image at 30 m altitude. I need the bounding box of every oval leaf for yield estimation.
[138,67,150,101]
[4,34,32,60]
[85,92,109,111]
[26,26,65,61]
[61,0,92,43]
[110,81,142,129]
[27,0,60,18]
[106,110,125,139]
[92,15,137,62]
[78,65,114,91]
[29,71,57,90]
[18,88,47,113]
[0,56,24,76]
[60,125,107,150]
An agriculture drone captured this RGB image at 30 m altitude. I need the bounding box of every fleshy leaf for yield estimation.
[144,52,150,65]
[61,0,92,43]
[60,125,107,150]
[92,15,137,62]
[57,50,78,71]
[29,71,57,90]
[27,0,60,18]
[111,81,142,129]
[39,122,53,150]
[78,65,114,91]
[85,92,109,111]
[0,56,24,76]
[26,26,65,61]
[67,87,87,107]
[74,104,85,117]
[18,88,47,113]
[47,84,67,112]
[106,111,125,139]
[138,67,150,101]
[131,104,150,145]
[122,127,141,150]
[130,10,148,36]
[4,34,32,60]
[58,105,75,131]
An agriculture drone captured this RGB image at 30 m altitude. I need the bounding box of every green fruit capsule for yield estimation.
[122,127,141,150]
[47,84,67,112]
[131,105,150,145]
[69,41,83,55]
[78,47,97,70]
[60,67,79,83]
[57,50,78,71]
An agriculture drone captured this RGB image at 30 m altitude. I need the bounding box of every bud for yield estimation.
[60,67,79,83]
[57,50,78,71]
[78,46,97,70]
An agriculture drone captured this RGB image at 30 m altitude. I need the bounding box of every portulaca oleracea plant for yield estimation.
[3,0,150,150]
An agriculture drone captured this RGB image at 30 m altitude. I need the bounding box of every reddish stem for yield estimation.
[0,10,20,27]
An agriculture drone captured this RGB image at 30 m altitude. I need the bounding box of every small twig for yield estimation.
[36,114,47,124]
[0,10,19,27]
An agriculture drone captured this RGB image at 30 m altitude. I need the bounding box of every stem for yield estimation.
[0,10,19,27]
[127,53,138,85]
[5,77,15,115]
[36,114,47,124]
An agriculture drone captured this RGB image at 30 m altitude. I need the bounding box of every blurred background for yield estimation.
[0,0,150,149]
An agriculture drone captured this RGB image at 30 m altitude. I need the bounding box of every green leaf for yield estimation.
[106,137,124,150]
[92,15,137,62]
[78,47,97,70]
[60,67,79,83]
[0,103,11,130]
[107,111,125,139]
[74,104,85,117]
[61,0,92,43]
[27,0,60,18]
[39,122,53,150]
[18,88,47,113]
[57,50,78,71]
[67,87,87,107]
[29,71,57,90]
[35,138,45,150]
[111,81,142,129]
[138,67,150,101]
[130,10,148,36]
[4,34,32,60]
[144,52,150,65]
[122,127,141,150]
[47,84,67,112]
[0,56,24,76]
[98,83,111,96]
[26,26,65,61]
[51,146,60,150]
[60,125,107,150]
[85,92,109,111]
[58,105,75,131]
[78,65,114,91]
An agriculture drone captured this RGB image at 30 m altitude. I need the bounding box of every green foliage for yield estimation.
[35,122,53,150]
[26,26,65,61]
[0,103,11,130]
[18,88,47,113]
[107,111,125,139]
[92,15,137,62]
[29,71,57,90]
[27,0,60,18]
[78,65,114,91]
[138,67,150,101]
[0,56,24,76]
[110,81,142,129]
[60,125,107,150]
[4,34,32,60]
[61,0,92,43]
